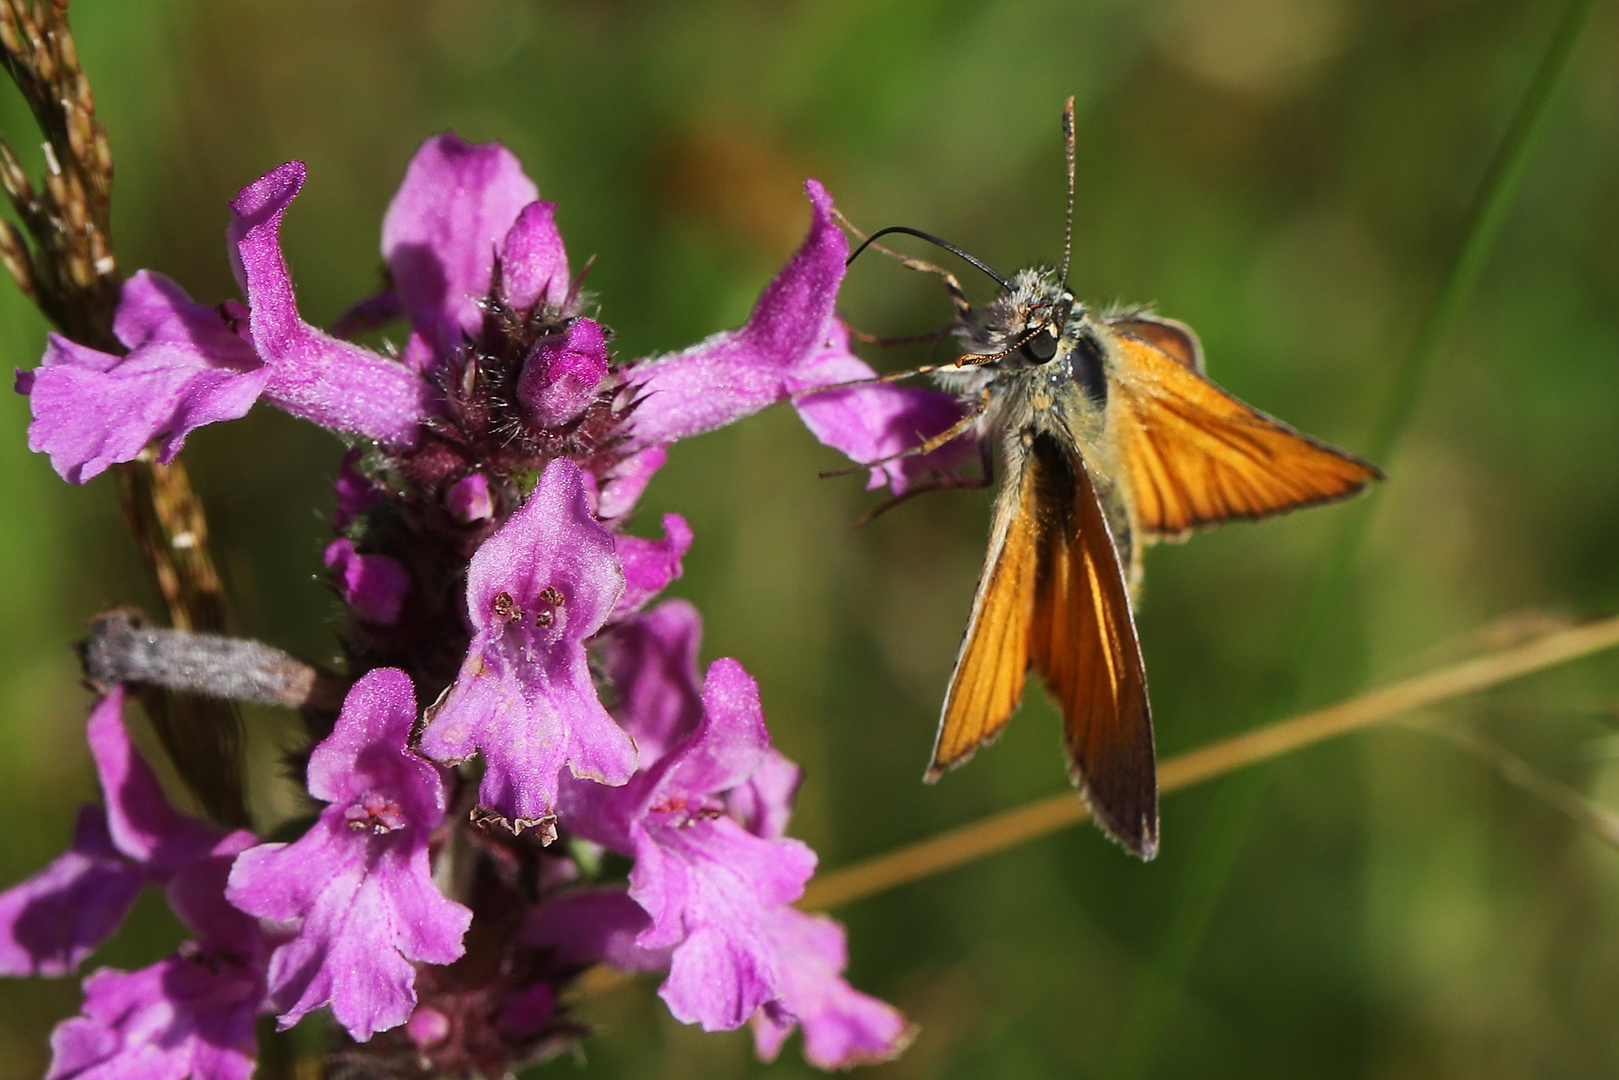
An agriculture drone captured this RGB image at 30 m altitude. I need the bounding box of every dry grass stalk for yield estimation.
[0,0,244,824]
[799,612,1619,910]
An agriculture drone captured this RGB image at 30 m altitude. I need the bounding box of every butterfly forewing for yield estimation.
[929,445,1043,778]
[1108,333,1382,540]
[1025,433,1158,858]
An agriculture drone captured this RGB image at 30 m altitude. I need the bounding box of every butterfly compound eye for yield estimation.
[1020,325,1060,363]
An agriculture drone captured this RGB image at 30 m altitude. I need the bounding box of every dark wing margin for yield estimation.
[928,440,1042,779]
[1109,333,1383,540]
[1026,432,1159,859]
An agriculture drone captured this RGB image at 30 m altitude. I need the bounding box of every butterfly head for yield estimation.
[957,267,1085,372]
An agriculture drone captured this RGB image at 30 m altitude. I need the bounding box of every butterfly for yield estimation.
[841,98,1382,859]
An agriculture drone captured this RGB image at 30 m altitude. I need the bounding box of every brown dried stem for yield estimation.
[575,613,1619,1006]
[799,612,1619,911]
[0,0,243,824]
[0,0,116,344]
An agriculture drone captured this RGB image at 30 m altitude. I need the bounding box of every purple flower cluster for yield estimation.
[4,133,939,1075]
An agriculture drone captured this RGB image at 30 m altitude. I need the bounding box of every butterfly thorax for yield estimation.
[936,267,1112,450]
[928,266,1143,586]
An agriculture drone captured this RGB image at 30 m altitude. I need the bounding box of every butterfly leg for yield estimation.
[789,360,959,400]
[853,438,994,526]
[818,390,989,478]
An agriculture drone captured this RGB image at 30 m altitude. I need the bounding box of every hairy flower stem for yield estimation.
[0,0,244,824]
[797,612,1619,911]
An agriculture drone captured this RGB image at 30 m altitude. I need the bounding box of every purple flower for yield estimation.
[562,652,818,1031]
[226,667,471,1042]
[7,696,270,1080]
[561,605,910,1063]
[749,908,912,1070]
[324,539,411,626]
[20,272,267,484]
[49,962,260,1080]
[19,161,439,485]
[228,163,438,444]
[47,949,261,1080]
[611,514,693,621]
[626,180,850,448]
[418,457,636,832]
[621,181,971,499]
[47,831,268,1080]
[346,133,559,369]
[0,688,223,975]
[518,317,608,428]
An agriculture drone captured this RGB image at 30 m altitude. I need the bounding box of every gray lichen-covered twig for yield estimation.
[82,610,349,715]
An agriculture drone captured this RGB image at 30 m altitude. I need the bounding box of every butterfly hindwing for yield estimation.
[1025,433,1158,858]
[1107,331,1382,540]
[1109,313,1204,373]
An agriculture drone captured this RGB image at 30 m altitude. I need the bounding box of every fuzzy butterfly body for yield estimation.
[924,265,1380,860]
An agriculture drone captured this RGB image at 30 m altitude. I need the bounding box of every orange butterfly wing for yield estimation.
[1107,330,1382,540]
[930,429,1158,859]
[1025,433,1158,858]
[929,447,1041,776]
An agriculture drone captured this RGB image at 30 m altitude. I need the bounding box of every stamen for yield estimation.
[344,791,407,834]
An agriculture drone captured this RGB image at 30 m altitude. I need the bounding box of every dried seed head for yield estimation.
[0,218,37,299]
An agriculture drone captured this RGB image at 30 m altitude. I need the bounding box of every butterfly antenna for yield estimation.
[1058,95,1077,285]
[848,226,1012,292]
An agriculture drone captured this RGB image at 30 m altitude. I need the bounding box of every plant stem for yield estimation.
[799,612,1619,911]
[0,0,245,824]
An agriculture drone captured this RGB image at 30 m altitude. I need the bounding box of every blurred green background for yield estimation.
[3,0,1619,1076]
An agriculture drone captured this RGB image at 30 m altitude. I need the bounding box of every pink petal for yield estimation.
[611,514,693,620]
[86,689,221,876]
[324,539,411,626]
[381,133,539,344]
[627,180,847,446]
[0,807,142,977]
[419,460,635,827]
[500,200,570,310]
[602,600,705,765]
[445,473,495,524]
[750,908,911,1069]
[23,271,266,484]
[787,321,975,496]
[228,161,433,446]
